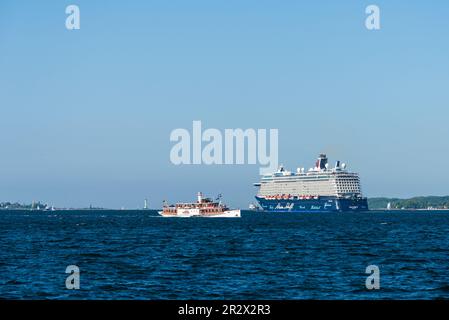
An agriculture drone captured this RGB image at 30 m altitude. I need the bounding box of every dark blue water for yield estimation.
[1,210,449,299]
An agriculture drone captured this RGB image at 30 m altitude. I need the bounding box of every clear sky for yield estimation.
[1,1,449,208]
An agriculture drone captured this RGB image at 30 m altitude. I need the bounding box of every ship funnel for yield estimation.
[197,192,203,203]
[317,154,328,170]
[335,160,341,169]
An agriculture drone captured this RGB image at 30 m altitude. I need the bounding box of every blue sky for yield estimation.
[1,1,449,208]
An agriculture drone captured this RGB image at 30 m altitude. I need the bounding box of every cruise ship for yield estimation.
[254,154,368,212]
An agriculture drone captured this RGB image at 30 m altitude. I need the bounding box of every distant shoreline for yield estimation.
[0,208,156,211]
[1,208,449,213]
[368,196,449,211]
[370,209,449,211]
[2,195,449,212]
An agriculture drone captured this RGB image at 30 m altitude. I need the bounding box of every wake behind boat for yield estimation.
[158,192,241,218]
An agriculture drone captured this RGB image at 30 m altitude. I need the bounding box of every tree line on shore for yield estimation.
[368,196,449,210]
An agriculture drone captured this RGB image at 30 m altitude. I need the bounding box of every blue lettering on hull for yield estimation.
[255,196,369,212]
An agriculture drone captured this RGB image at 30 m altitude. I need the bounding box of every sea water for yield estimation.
[1,210,449,299]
